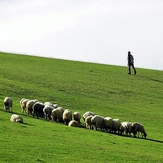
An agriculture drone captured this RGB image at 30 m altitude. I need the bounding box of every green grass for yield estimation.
[0,52,163,163]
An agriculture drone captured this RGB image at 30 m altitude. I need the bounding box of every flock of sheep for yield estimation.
[4,96,147,139]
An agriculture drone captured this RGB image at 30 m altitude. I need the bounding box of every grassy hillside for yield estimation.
[0,52,163,162]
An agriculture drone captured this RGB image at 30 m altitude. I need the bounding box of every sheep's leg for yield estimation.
[85,123,87,128]
[51,116,54,122]
[137,131,140,138]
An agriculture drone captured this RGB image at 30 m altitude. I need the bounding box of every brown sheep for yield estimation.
[73,112,81,123]
[112,119,121,134]
[104,117,113,132]
[51,108,63,122]
[85,115,94,129]
[62,109,72,125]
[68,120,81,127]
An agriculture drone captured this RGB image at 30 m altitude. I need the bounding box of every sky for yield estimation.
[0,0,163,70]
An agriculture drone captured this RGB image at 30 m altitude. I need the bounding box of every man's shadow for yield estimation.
[138,75,163,84]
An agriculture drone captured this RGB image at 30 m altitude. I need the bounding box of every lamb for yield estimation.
[120,122,132,135]
[104,117,113,132]
[20,98,29,113]
[83,111,94,121]
[73,112,81,123]
[112,119,121,134]
[62,109,72,125]
[91,115,105,131]
[84,115,94,129]
[4,97,13,112]
[10,114,23,123]
[130,122,147,139]
[68,120,81,127]
[43,105,54,120]
[51,108,63,122]
[32,102,44,118]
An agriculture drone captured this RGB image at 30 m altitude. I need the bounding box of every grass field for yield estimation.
[0,52,163,163]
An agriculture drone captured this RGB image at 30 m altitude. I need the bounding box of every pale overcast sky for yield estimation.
[0,0,163,70]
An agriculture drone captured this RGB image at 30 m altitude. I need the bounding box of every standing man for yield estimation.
[127,51,136,75]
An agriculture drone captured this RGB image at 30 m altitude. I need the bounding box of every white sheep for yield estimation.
[43,105,54,120]
[44,102,54,107]
[20,98,25,106]
[112,119,121,134]
[104,117,113,132]
[20,98,29,113]
[62,109,72,125]
[73,112,81,123]
[10,114,23,123]
[68,120,81,127]
[53,104,58,108]
[51,108,63,122]
[91,115,105,131]
[130,122,147,139]
[120,122,132,135]
[4,97,13,112]
[83,111,94,121]
[84,115,94,129]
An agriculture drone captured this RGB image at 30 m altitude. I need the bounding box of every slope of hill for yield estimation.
[0,52,163,162]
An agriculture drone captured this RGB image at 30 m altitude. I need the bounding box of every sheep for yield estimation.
[26,100,38,115]
[57,106,64,114]
[62,109,72,125]
[112,119,121,134]
[68,120,81,127]
[51,108,63,122]
[91,115,105,131]
[53,104,58,108]
[73,112,81,123]
[120,122,132,135]
[130,122,147,139]
[44,102,54,107]
[83,111,94,121]
[4,97,13,112]
[84,115,94,129]
[10,114,23,123]
[20,98,25,106]
[20,98,29,113]
[43,105,54,120]
[32,102,44,118]
[104,117,113,132]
